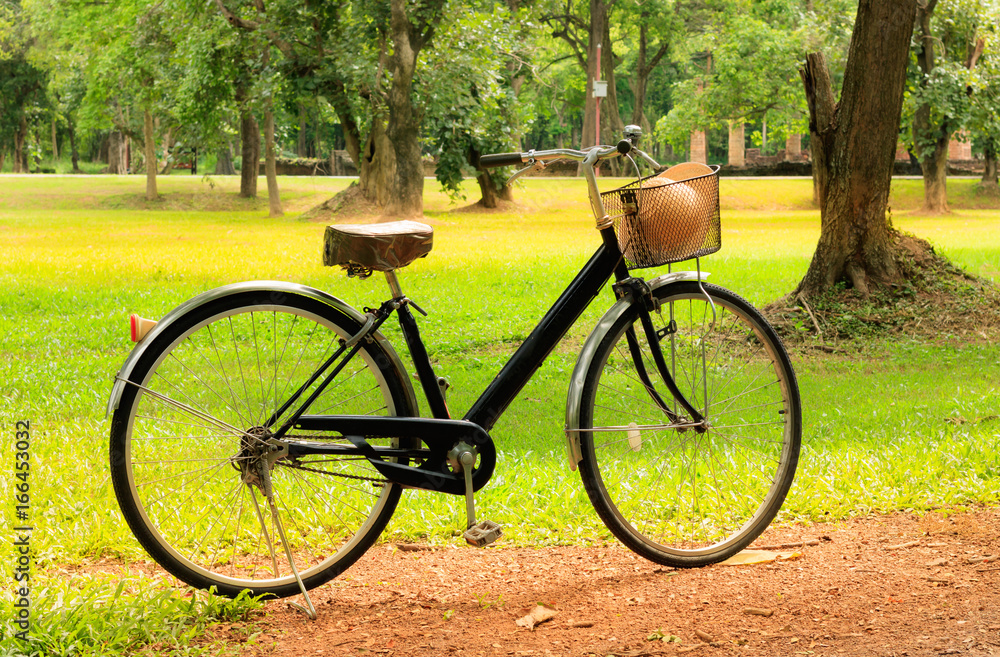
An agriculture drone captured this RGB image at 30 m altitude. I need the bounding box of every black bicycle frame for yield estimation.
[279,225,699,495]
[461,227,626,430]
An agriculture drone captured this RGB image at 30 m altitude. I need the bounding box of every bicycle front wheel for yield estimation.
[110,289,416,598]
[578,282,800,566]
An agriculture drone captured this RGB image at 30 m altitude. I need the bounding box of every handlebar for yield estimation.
[478,143,662,172]
[477,127,663,229]
[478,152,525,168]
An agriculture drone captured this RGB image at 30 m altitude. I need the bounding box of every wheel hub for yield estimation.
[236,426,277,488]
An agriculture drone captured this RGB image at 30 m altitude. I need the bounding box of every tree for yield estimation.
[212,0,287,200]
[967,29,1000,190]
[215,0,449,217]
[1,0,47,174]
[382,0,446,216]
[906,0,986,212]
[625,0,676,129]
[655,1,808,165]
[26,0,178,183]
[423,3,528,207]
[794,0,917,298]
[545,0,625,154]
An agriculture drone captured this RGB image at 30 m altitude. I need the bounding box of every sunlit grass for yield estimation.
[0,572,264,657]
[0,174,997,651]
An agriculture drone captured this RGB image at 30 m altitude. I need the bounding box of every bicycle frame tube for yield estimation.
[462,228,624,432]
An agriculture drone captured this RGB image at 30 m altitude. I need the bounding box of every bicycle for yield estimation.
[108,126,801,618]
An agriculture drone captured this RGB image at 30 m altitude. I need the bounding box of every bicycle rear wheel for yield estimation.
[578,282,800,566]
[110,289,415,598]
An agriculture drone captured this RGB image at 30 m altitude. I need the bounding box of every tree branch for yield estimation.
[645,40,670,75]
[214,0,259,30]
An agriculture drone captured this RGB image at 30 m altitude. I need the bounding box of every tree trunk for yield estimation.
[359,113,395,207]
[51,117,58,162]
[919,134,950,212]
[580,0,606,152]
[0,149,6,171]
[159,126,174,175]
[912,0,951,213]
[67,119,80,172]
[632,18,669,129]
[240,110,260,198]
[795,0,917,299]
[13,115,28,173]
[108,131,128,174]
[982,143,998,186]
[470,146,513,208]
[144,109,157,200]
[475,171,514,208]
[215,143,236,175]
[297,103,308,158]
[383,0,444,217]
[264,108,283,217]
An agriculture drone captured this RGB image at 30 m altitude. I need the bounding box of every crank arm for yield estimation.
[288,415,498,495]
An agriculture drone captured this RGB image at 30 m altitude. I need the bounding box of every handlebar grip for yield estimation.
[478,152,524,169]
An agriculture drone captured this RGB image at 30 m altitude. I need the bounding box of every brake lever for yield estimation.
[505,155,560,186]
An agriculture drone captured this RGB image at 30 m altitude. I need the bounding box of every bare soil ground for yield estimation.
[225,509,1000,657]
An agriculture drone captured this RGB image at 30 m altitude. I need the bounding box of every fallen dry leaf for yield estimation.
[515,604,558,630]
[718,550,802,566]
[743,607,775,617]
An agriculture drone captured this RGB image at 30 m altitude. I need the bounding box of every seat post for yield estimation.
[384,270,404,300]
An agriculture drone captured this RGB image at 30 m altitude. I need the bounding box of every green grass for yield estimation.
[0,172,997,652]
[0,572,264,657]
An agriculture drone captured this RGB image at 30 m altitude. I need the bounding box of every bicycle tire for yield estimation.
[110,289,416,598]
[578,282,800,567]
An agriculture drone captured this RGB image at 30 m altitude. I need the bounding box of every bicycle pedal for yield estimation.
[464,520,503,547]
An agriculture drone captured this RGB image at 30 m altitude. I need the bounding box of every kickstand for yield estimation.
[259,463,317,620]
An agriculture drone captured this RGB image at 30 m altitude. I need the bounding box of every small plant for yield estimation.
[474,592,505,609]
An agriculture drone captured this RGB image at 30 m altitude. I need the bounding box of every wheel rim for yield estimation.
[585,291,798,556]
[121,304,399,589]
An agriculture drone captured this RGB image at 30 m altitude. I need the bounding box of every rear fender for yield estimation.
[106,281,418,418]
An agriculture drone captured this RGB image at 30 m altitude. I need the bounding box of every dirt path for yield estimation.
[229,510,1000,657]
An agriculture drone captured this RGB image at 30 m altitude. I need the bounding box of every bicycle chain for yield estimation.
[276,460,387,485]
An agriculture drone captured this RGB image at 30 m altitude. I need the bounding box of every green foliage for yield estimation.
[0,0,18,57]
[0,0,49,156]
[422,3,530,199]
[903,0,995,160]
[655,0,856,155]
[964,4,1000,161]
[655,0,809,153]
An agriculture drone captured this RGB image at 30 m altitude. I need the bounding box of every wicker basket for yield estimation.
[601,163,721,269]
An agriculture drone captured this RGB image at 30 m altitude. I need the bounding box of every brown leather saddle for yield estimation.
[323,221,433,276]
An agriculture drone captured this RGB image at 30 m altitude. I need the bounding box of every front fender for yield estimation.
[106,281,418,418]
[563,271,709,470]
